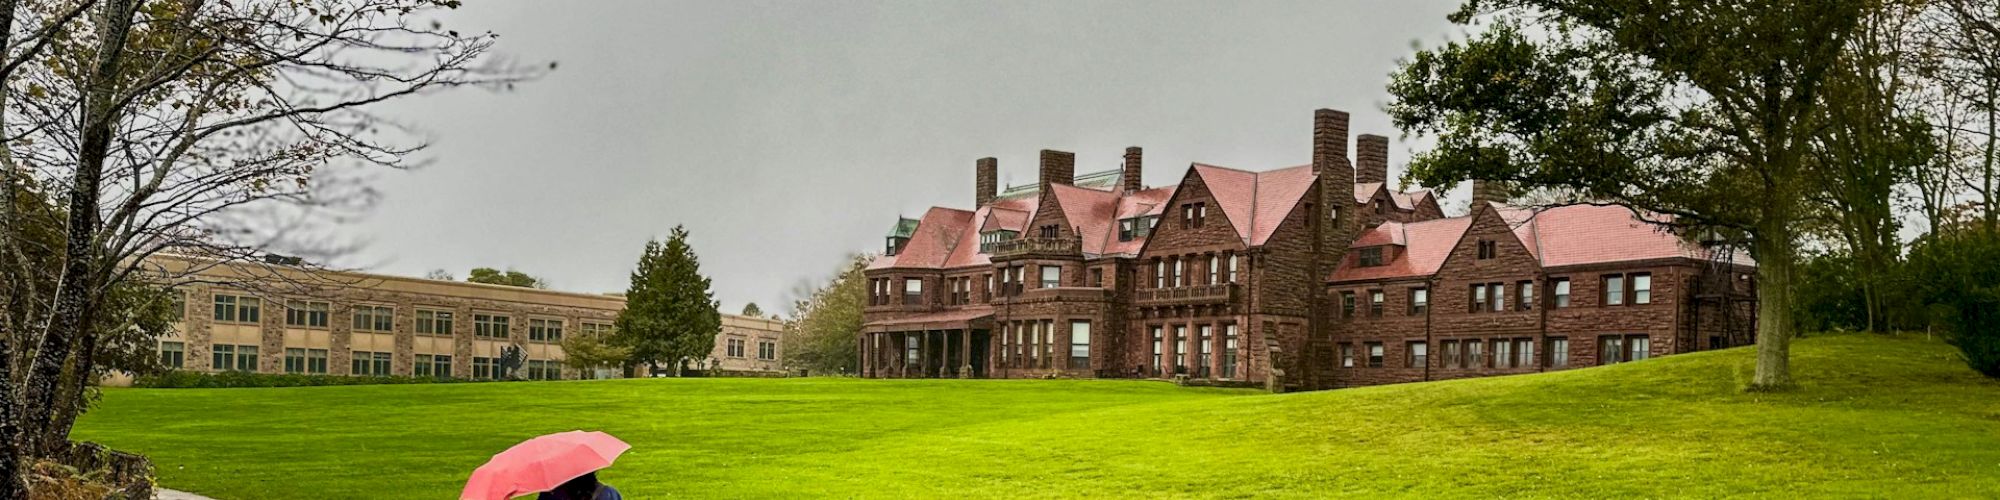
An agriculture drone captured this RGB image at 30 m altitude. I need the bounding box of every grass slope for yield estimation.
[76,333,2000,498]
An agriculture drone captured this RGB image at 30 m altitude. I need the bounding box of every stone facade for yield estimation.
[860,107,1756,391]
[145,255,781,381]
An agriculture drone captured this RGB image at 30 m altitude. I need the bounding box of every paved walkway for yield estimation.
[157,488,215,500]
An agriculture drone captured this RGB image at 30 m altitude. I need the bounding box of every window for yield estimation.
[1552,278,1571,308]
[1340,343,1355,368]
[159,341,185,369]
[1195,203,1206,227]
[1358,247,1384,267]
[1227,254,1239,283]
[417,310,455,336]
[1443,340,1461,368]
[285,300,330,328]
[1548,337,1570,367]
[1150,326,1164,375]
[1340,292,1356,318]
[1600,335,1626,365]
[1069,321,1091,370]
[526,360,561,380]
[1221,324,1238,379]
[212,344,258,372]
[1119,219,1137,241]
[285,348,307,373]
[1173,325,1188,373]
[474,314,511,338]
[1154,261,1166,288]
[1208,255,1220,284]
[473,357,498,379]
[1494,340,1513,368]
[1471,284,1488,313]
[212,294,262,324]
[1603,274,1625,306]
[1410,288,1429,314]
[1365,342,1385,368]
[1632,273,1652,304]
[1408,341,1428,368]
[1628,335,1651,361]
[1368,290,1385,317]
[904,278,923,304]
[352,305,394,333]
[727,338,746,358]
[1489,283,1505,312]
[1517,281,1535,311]
[351,351,391,376]
[1514,338,1535,368]
[758,341,777,360]
[1173,259,1185,287]
[1195,325,1212,377]
[1465,339,1484,368]
[1040,265,1060,288]
[1477,240,1498,259]
[168,290,186,321]
[1038,224,1059,238]
[979,230,1017,253]
[529,318,565,343]
[1089,268,1104,288]
[415,354,452,378]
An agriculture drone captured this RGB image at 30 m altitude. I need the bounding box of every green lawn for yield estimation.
[76,333,2000,498]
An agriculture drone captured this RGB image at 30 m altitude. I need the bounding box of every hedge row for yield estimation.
[132,370,509,388]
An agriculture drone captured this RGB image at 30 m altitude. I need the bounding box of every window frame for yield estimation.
[285,300,331,329]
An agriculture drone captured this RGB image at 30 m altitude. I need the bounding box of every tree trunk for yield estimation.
[22,0,137,457]
[1751,218,1798,390]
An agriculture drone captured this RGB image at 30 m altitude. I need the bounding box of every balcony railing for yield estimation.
[1136,283,1240,306]
[988,237,1081,259]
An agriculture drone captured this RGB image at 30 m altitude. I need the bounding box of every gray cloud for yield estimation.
[351,0,1463,313]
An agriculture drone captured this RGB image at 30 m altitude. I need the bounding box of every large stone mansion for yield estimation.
[859,108,1757,390]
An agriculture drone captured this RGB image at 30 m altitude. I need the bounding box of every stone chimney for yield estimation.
[1356,134,1389,185]
[976,157,997,207]
[1039,149,1075,193]
[1470,179,1510,209]
[1314,109,1360,308]
[1313,109,1351,175]
[1121,147,1143,193]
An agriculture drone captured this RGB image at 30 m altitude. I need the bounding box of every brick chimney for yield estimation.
[1356,134,1389,185]
[976,157,997,207]
[1121,147,1143,193]
[1470,179,1510,209]
[1039,149,1075,193]
[1313,109,1351,175]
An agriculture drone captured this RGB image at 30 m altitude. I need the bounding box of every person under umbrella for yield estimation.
[462,430,629,500]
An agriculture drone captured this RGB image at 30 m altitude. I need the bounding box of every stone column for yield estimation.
[959,329,973,379]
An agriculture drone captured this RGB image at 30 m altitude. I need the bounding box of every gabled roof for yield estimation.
[1048,183,1121,255]
[868,207,974,270]
[1190,163,1319,247]
[1328,203,1757,282]
[1101,186,1176,256]
[980,206,1029,234]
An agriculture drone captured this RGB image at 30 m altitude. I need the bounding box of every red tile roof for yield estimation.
[1329,203,1756,282]
[862,306,994,332]
[1191,163,1319,246]
[1329,217,1473,282]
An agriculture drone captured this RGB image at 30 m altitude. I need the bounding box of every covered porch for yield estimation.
[861,307,993,379]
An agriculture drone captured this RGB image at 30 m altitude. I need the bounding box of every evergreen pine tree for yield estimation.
[614,225,721,376]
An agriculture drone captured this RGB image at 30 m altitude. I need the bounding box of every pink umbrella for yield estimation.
[461,430,631,500]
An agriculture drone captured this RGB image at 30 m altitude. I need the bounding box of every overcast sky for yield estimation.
[349,0,1466,314]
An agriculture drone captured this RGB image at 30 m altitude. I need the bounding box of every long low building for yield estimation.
[141,255,782,380]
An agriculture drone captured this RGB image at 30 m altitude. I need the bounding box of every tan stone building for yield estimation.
[144,255,782,380]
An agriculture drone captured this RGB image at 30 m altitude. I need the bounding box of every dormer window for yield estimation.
[1357,247,1385,267]
[886,237,907,256]
[979,230,1017,253]
[1119,216,1157,241]
[885,218,918,256]
[1119,219,1136,241]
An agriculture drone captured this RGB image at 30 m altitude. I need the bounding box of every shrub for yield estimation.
[1906,232,2000,378]
[132,371,503,388]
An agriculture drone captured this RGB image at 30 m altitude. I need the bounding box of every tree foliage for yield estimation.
[1906,231,2000,377]
[1388,0,1883,389]
[466,268,546,289]
[740,302,763,318]
[782,254,868,376]
[612,226,720,375]
[559,331,629,379]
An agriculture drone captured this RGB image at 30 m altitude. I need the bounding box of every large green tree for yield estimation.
[782,254,868,376]
[1389,0,1882,389]
[613,226,720,376]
